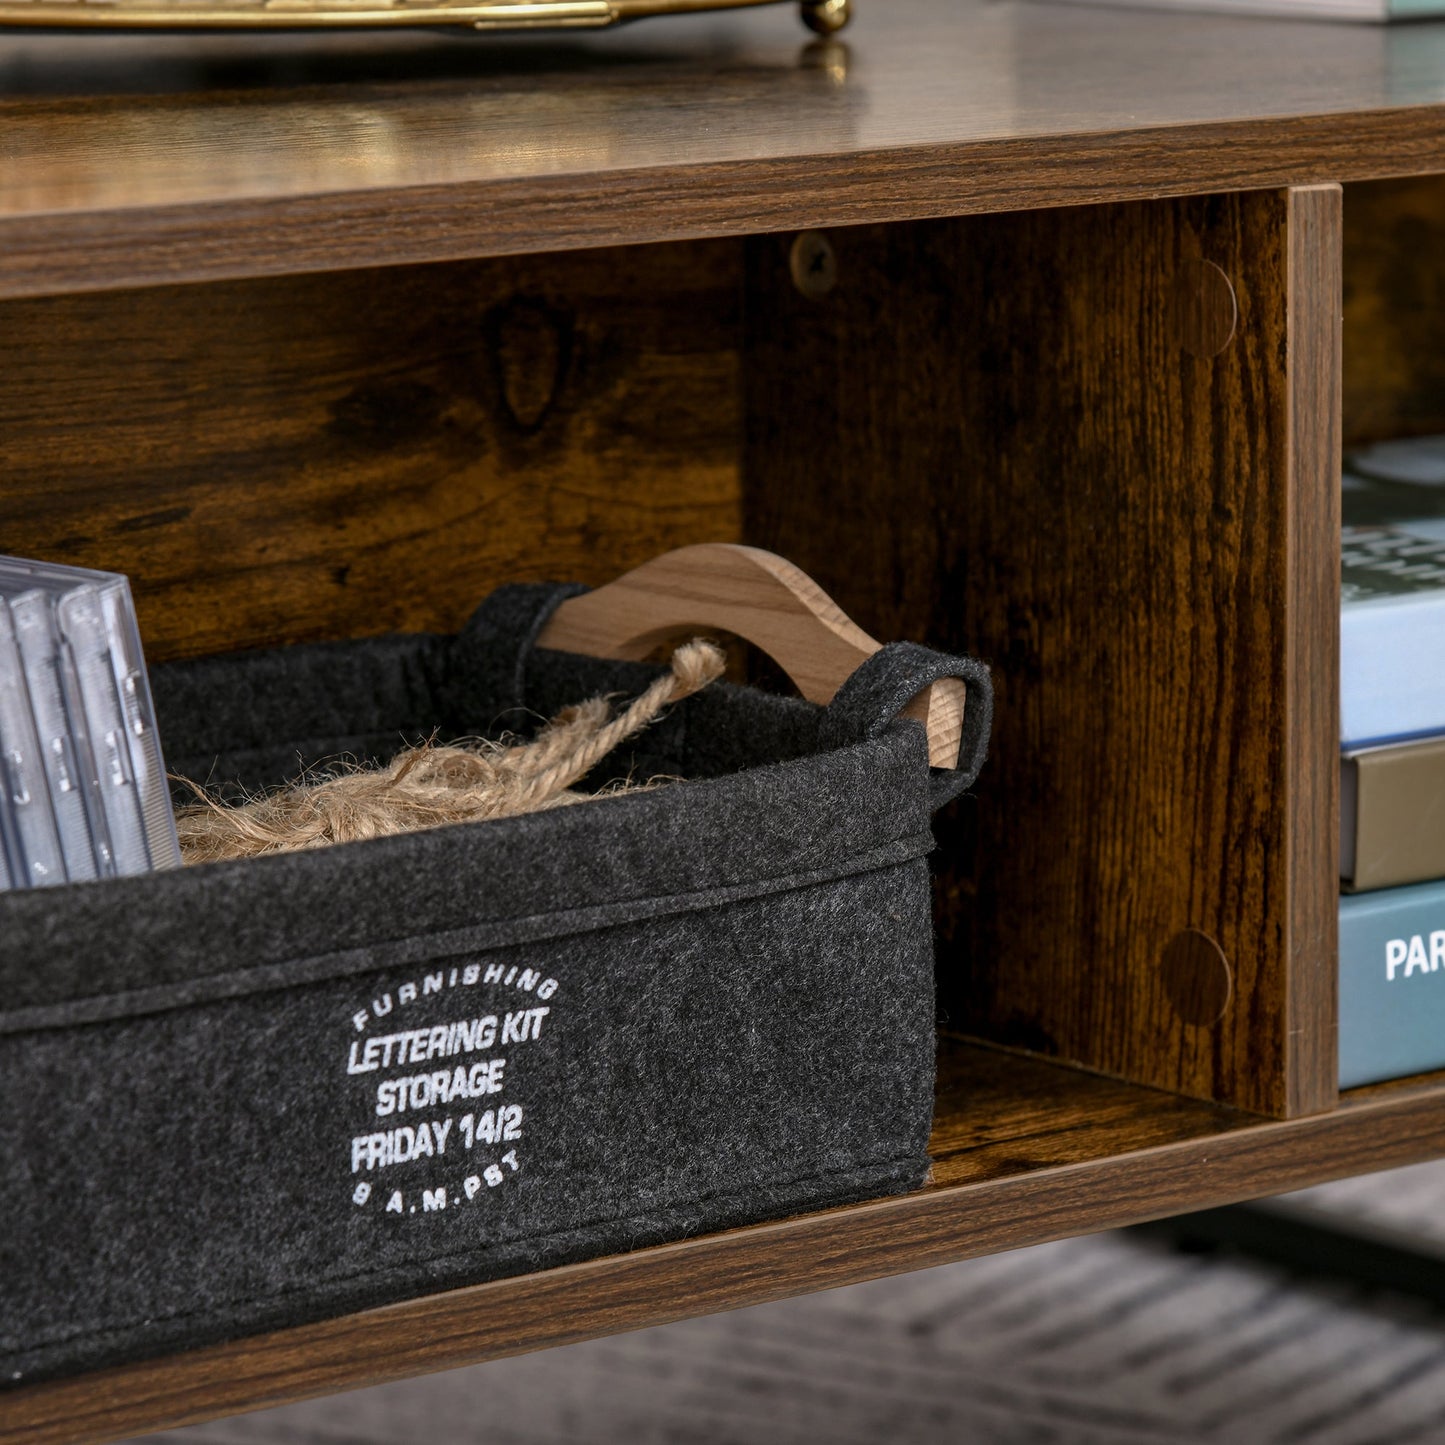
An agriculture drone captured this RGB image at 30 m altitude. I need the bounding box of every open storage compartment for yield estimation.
[5,184,1424,1445]
[0,193,1344,1121]
[745,191,1342,1120]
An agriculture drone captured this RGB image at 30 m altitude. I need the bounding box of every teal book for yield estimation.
[1341,878,1445,1088]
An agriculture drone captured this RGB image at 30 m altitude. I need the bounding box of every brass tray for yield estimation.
[0,0,850,31]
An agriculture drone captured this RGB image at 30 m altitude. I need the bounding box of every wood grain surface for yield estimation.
[0,241,741,662]
[1343,175,1445,447]
[744,190,1339,1118]
[539,542,968,767]
[1285,185,1342,1117]
[106,1168,1445,1445]
[9,1039,1445,1445]
[1,0,1445,296]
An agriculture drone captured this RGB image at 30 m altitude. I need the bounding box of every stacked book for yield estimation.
[1340,436,1445,1086]
[0,556,179,891]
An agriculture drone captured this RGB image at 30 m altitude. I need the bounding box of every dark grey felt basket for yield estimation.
[0,582,992,1388]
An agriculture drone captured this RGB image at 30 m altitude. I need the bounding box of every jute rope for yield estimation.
[174,639,726,865]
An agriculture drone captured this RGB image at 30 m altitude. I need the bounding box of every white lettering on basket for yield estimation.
[351,968,559,1029]
[343,968,557,1219]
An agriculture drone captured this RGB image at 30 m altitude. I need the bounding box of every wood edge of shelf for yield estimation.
[1283,179,1343,1117]
[4,106,1445,301]
[1339,1062,1445,1105]
[8,1055,1445,1445]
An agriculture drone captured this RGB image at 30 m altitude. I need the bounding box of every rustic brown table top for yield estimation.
[2,0,1445,295]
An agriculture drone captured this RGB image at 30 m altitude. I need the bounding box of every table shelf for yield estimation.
[4,0,1445,1436]
[7,1037,1445,1445]
[2,0,1445,299]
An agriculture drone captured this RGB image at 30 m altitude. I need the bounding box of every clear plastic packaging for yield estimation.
[8,590,102,883]
[0,556,180,889]
[0,602,65,888]
[58,583,180,875]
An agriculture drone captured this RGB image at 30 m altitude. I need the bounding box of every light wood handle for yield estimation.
[537,543,966,769]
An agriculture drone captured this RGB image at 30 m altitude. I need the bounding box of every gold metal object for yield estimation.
[800,0,848,33]
[0,0,852,30]
[790,231,838,300]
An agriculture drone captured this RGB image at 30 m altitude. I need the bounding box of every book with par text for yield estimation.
[1341,877,1445,1087]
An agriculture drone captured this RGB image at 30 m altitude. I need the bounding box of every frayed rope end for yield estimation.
[172,639,727,865]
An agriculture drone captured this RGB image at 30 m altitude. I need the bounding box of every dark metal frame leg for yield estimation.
[1130,1201,1445,1310]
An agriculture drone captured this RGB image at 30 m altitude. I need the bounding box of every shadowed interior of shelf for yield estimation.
[1344,175,1445,448]
[744,192,1340,1119]
[0,242,742,662]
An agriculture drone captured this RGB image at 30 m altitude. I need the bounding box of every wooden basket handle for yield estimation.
[537,543,966,769]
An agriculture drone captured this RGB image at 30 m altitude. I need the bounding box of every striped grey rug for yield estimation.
[132,1162,1445,1445]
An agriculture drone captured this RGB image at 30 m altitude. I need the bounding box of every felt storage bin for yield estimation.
[0,581,992,1388]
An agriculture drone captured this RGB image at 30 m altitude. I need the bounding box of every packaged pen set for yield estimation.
[0,555,180,892]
